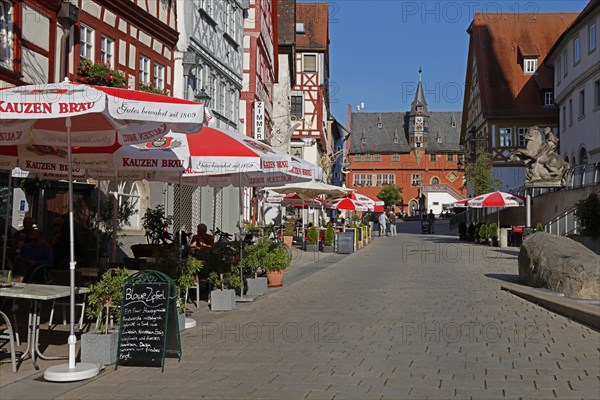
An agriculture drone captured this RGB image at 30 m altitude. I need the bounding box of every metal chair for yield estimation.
[0,311,17,373]
[47,270,87,331]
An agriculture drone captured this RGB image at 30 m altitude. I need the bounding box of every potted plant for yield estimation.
[468,223,476,242]
[131,205,173,258]
[239,238,270,296]
[82,268,129,365]
[154,248,203,329]
[458,222,468,240]
[206,240,241,311]
[306,225,319,252]
[322,225,335,253]
[282,218,295,248]
[488,223,499,246]
[264,244,290,287]
[478,224,489,245]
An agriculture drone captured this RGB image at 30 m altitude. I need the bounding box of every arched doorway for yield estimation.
[409,199,419,217]
[579,147,588,165]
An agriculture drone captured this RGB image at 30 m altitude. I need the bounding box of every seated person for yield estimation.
[189,223,214,256]
[14,227,53,282]
[11,216,35,250]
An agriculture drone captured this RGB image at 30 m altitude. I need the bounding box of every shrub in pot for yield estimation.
[283,218,295,247]
[82,268,129,365]
[322,225,335,253]
[132,205,173,258]
[239,238,271,296]
[488,223,499,246]
[306,226,319,252]
[206,240,241,311]
[478,224,489,245]
[264,245,290,287]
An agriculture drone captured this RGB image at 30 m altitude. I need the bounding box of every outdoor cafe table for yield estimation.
[0,283,88,370]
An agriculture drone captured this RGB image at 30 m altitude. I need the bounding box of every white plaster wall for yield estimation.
[426,192,461,215]
[21,5,49,51]
[21,48,49,84]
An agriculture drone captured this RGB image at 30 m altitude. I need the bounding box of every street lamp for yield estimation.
[194,87,211,107]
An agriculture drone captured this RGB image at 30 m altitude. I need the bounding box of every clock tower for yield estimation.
[408,68,430,149]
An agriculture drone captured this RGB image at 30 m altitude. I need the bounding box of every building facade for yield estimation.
[547,0,600,166]
[271,0,296,153]
[240,0,276,141]
[461,12,578,191]
[290,2,330,168]
[348,73,465,216]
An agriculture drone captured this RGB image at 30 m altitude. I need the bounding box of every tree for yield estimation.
[574,192,600,236]
[377,184,403,208]
[464,152,502,196]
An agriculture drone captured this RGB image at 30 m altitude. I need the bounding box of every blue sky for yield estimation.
[301,0,590,126]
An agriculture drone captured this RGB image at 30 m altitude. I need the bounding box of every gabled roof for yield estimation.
[296,3,328,51]
[349,111,462,154]
[469,12,577,119]
[547,0,600,62]
[277,0,296,46]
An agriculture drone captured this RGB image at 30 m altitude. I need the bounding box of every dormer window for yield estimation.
[544,91,554,107]
[377,122,383,129]
[436,137,442,143]
[295,23,305,34]
[393,137,399,144]
[361,137,366,144]
[524,58,537,74]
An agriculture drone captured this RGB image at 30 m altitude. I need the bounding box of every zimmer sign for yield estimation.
[254,101,265,141]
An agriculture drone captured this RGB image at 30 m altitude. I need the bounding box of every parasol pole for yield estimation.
[1,171,12,271]
[44,117,99,382]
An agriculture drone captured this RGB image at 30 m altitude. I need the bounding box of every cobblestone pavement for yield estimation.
[2,221,599,399]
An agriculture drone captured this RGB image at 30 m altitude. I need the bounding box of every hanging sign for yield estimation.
[254,101,265,141]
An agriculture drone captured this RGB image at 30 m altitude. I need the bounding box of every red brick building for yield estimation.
[347,73,466,216]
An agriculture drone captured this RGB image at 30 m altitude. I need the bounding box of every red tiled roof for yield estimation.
[296,3,328,51]
[470,13,577,118]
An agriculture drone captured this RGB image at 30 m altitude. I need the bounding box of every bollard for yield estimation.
[500,228,508,248]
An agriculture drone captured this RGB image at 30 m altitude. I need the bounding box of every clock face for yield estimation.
[415,117,424,131]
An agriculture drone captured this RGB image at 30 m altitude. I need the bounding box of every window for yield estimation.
[80,24,94,60]
[574,37,581,64]
[568,99,573,126]
[200,0,213,15]
[376,174,395,186]
[154,63,165,91]
[595,80,600,108]
[295,22,305,34]
[579,148,588,165]
[108,181,141,230]
[364,154,372,162]
[544,91,554,106]
[393,137,399,144]
[353,154,362,162]
[303,54,317,72]
[0,0,13,69]
[100,35,114,66]
[499,128,512,147]
[579,90,585,117]
[457,154,464,164]
[430,154,437,162]
[392,154,400,162]
[353,174,372,186]
[291,146,303,159]
[518,128,528,147]
[139,56,150,85]
[562,106,567,131]
[563,50,568,77]
[590,23,597,52]
[291,95,303,119]
[431,177,440,184]
[557,60,562,85]
[447,153,455,162]
[524,58,537,74]
[411,174,421,186]
[374,154,381,162]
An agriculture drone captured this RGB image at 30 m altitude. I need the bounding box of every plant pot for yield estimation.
[322,245,334,253]
[266,270,284,287]
[210,289,236,311]
[130,244,163,259]
[283,236,293,248]
[178,311,186,331]
[305,244,319,252]
[81,331,118,365]
[246,277,268,296]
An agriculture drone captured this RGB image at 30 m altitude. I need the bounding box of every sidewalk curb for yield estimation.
[501,282,600,330]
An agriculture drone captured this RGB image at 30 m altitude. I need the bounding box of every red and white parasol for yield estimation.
[452,198,471,208]
[467,191,525,208]
[323,197,369,212]
[0,82,205,382]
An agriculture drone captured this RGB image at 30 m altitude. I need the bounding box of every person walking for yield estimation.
[378,212,388,237]
[428,209,436,234]
[388,212,397,237]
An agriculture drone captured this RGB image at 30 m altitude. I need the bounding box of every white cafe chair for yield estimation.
[0,311,17,373]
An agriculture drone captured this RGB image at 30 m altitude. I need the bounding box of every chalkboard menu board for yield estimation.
[337,231,354,254]
[116,271,181,371]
